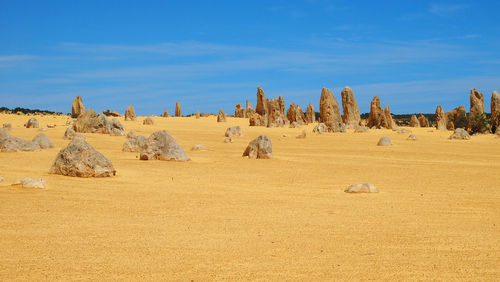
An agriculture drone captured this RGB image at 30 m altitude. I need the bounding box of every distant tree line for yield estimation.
[0,106,64,115]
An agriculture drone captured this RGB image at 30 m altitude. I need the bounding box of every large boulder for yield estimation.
[175,102,181,117]
[468,88,488,133]
[32,133,54,149]
[73,108,125,136]
[267,98,286,127]
[49,138,116,177]
[139,130,190,161]
[235,104,246,118]
[286,103,305,125]
[122,131,147,152]
[71,96,86,118]
[217,109,227,122]
[418,113,430,127]
[491,91,500,133]
[449,128,471,140]
[225,126,243,137]
[0,129,41,152]
[25,118,39,128]
[319,87,345,132]
[445,105,467,130]
[409,115,420,127]
[305,103,315,124]
[377,136,393,146]
[367,96,389,129]
[313,123,328,133]
[63,127,76,140]
[242,135,273,159]
[143,117,155,125]
[435,105,447,131]
[125,105,137,121]
[341,86,361,128]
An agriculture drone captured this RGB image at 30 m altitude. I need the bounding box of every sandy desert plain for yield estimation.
[0,112,499,280]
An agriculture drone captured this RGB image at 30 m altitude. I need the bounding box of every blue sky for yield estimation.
[1,0,499,115]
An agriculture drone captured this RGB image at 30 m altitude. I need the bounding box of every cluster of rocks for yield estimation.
[367,96,396,129]
[73,108,125,136]
[0,128,53,152]
[121,130,190,161]
[217,109,227,122]
[248,87,287,127]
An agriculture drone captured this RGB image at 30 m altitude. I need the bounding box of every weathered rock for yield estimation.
[242,135,273,159]
[32,133,54,149]
[224,137,234,143]
[195,110,200,119]
[491,91,500,133]
[296,130,306,139]
[435,105,447,131]
[47,124,56,128]
[319,87,345,132]
[418,114,430,127]
[235,104,246,118]
[124,105,137,121]
[313,123,328,133]
[377,136,392,146]
[49,138,116,177]
[468,88,488,133]
[397,128,411,134]
[305,103,315,124]
[143,117,155,125]
[449,128,471,140]
[63,127,76,140]
[191,144,208,151]
[354,125,370,133]
[25,118,39,128]
[341,86,361,128]
[175,102,181,117]
[267,98,286,128]
[122,131,147,152]
[103,110,121,117]
[1,128,12,142]
[162,108,170,117]
[3,123,12,130]
[286,103,305,125]
[290,121,302,128]
[246,100,255,116]
[445,105,467,130]
[139,130,190,161]
[217,109,227,122]
[0,176,3,182]
[0,129,40,152]
[407,134,417,140]
[225,126,243,137]
[344,183,379,193]
[12,178,46,189]
[73,109,125,136]
[384,106,396,129]
[255,86,268,117]
[367,96,389,129]
[249,112,266,126]
[278,96,286,120]
[409,115,420,127]
[71,96,86,118]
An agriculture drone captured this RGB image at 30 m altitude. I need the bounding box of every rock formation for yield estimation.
[139,130,190,161]
[255,86,268,117]
[249,113,266,126]
[305,103,315,124]
[71,96,86,118]
[341,86,361,128]
[449,128,471,140]
[163,108,170,117]
[73,108,125,136]
[32,133,54,149]
[344,183,379,193]
[125,105,137,121]
[225,126,243,137]
[445,105,467,130]
[319,88,345,132]
[313,123,328,133]
[242,135,273,159]
[103,110,120,117]
[63,127,76,140]
[175,102,181,117]
[409,115,420,127]
[407,134,417,140]
[267,98,286,127]
[0,128,40,152]
[384,106,396,129]
[377,136,393,146]
[435,105,447,131]
[367,96,389,129]
[468,88,488,133]
[491,91,500,133]
[49,138,116,177]
[354,125,370,133]
[217,109,227,122]
[418,114,430,127]
[235,104,246,118]
[246,100,255,116]
[195,110,200,119]
[25,118,39,128]
[143,117,155,125]
[286,103,305,125]
[122,131,147,152]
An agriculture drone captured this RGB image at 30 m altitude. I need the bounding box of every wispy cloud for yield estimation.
[0,55,37,62]
[429,3,468,16]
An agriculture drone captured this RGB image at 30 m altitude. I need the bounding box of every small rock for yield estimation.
[354,125,370,133]
[32,133,54,149]
[407,134,417,140]
[313,123,328,133]
[25,118,39,128]
[242,135,273,159]
[345,183,378,193]
[290,121,302,128]
[143,117,155,125]
[0,176,3,182]
[397,128,411,134]
[296,130,306,139]
[191,144,208,151]
[377,136,393,146]
[282,134,290,137]
[47,124,56,128]
[449,128,471,140]
[225,126,243,137]
[12,178,46,189]
[2,123,12,130]
[224,137,234,143]
[63,127,76,140]
[139,130,190,161]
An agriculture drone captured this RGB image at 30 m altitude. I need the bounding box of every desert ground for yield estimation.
[0,113,499,280]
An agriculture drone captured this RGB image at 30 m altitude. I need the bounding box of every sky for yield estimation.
[1,0,499,115]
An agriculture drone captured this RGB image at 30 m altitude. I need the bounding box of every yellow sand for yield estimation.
[0,113,499,280]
